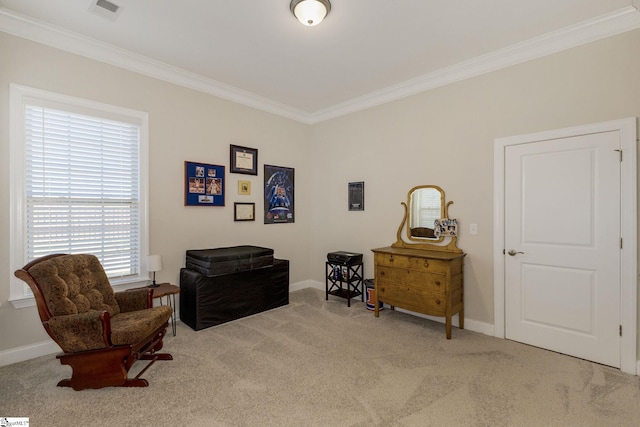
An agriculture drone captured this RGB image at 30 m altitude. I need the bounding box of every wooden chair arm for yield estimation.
[46,311,113,353]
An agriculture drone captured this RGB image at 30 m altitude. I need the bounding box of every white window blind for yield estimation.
[24,105,141,279]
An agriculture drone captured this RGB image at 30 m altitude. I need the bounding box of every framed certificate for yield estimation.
[230,145,258,175]
[234,202,255,221]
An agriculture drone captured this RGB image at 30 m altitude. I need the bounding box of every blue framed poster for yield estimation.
[184,161,225,206]
[264,164,294,224]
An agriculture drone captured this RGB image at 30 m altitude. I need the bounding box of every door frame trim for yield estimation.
[493,118,637,374]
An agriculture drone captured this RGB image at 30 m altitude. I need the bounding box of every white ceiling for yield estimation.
[1,0,639,123]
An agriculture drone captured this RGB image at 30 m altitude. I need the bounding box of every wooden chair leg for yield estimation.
[56,324,173,391]
[57,347,131,391]
[58,348,173,390]
[140,353,173,361]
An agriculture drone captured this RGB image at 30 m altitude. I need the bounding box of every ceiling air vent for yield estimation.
[96,0,120,13]
[89,0,122,21]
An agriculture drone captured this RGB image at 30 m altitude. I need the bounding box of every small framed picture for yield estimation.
[434,218,458,237]
[185,161,225,206]
[238,180,251,195]
[230,145,258,175]
[234,202,255,221]
[348,181,365,211]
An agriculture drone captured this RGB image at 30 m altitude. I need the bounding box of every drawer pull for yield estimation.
[435,299,441,305]
[435,281,441,286]
[380,271,385,276]
[423,260,429,268]
[388,255,394,262]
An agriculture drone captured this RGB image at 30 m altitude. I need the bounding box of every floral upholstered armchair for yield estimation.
[14,253,173,390]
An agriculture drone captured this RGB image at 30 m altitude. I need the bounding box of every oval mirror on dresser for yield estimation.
[372,185,465,339]
[408,185,443,240]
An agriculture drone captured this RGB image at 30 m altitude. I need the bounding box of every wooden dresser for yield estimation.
[372,246,465,339]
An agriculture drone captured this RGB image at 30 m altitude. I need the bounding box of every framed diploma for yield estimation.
[230,145,258,175]
[234,202,255,221]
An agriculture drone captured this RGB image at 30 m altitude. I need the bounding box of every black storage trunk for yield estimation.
[186,245,274,277]
[180,258,289,331]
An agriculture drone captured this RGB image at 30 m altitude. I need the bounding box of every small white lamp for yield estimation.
[147,254,163,288]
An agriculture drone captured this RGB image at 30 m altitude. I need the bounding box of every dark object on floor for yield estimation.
[180,258,289,331]
[14,253,173,390]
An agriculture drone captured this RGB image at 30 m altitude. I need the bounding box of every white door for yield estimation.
[504,131,621,367]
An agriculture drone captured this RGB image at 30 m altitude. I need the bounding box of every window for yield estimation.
[10,85,149,307]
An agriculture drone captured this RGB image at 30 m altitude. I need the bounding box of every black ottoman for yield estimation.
[180,258,289,331]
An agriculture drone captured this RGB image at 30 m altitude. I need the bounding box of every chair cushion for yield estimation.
[28,254,120,317]
[110,306,173,346]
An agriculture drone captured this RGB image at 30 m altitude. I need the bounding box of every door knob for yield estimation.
[508,249,525,256]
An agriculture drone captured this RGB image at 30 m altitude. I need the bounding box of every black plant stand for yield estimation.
[325,260,364,307]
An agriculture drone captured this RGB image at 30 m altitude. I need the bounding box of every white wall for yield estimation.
[308,29,640,329]
[1,27,640,362]
[0,32,311,356]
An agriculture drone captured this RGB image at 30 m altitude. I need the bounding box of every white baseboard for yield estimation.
[290,279,324,292]
[393,308,495,337]
[463,318,495,336]
[0,339,58,367]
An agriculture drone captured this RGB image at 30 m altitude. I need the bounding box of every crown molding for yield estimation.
[1,6,639,125]
[0,7,311,123]
[308,6,640,123]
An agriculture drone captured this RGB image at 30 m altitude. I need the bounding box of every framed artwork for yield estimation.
[184,161,225,206]
[264,164,294,224]
[238,180,251,195]
[230,145,258,175]
[434,218,458,237]
[234,202,255,221]
[348,181,365,211]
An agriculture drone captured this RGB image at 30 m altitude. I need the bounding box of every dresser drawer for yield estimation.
[376,281,446,316]
[375,253,448,274]
[377,266,445,292]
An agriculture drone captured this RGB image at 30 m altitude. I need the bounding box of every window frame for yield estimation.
[9,84,150,308]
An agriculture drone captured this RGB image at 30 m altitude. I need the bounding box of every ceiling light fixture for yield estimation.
[290,0,331,27]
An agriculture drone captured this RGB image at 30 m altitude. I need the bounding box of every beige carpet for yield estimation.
[1,287,639,426]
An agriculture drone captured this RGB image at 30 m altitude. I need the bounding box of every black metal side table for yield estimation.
[325,258,364,307]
